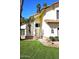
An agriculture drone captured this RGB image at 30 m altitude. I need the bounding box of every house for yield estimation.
[20,2,59,39]
[33,2,59,39]
[20,24,27,39]
[42,2,59,39]
[20,19,35,39]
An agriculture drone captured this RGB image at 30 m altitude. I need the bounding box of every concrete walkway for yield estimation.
[38,39,59,48]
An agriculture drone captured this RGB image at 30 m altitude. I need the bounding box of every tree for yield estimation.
[43,3,47,8]
[20,0,24,18]
[20,17,27,25]
[36,3,41,13]
[20,0,25,26]
[29,16,35,22]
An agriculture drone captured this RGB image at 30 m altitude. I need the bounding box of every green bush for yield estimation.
[49,36,55,41]
[54,36,59,41]
[49,36,59,41]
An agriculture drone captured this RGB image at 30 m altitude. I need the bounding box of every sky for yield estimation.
[22,0,59,19]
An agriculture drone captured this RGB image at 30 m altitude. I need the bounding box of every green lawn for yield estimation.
[20,40,59,59]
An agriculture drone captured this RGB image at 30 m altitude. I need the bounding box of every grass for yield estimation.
[20,40,59,59]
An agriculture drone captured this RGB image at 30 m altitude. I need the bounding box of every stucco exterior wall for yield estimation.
[31,22,35,36]
[42,7,59,38]
[43,7,59,20]
[33,20,41,38]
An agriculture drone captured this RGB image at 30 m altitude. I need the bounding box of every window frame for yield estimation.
[56,10,59,19]
[51,28,54,33]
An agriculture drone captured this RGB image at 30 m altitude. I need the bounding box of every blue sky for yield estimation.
[22,0,59,19]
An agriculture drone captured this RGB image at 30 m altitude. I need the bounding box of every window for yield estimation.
[51,28,54,33]
[35,23,40,27]
[21,29,25,35]
[56,10,59,19]
[57,28,59,30]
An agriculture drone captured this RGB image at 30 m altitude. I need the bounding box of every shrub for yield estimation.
[49,36,59,41]
[49,36,55,41]
[54,36,59,41]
